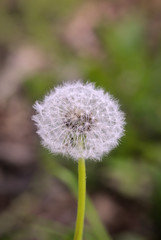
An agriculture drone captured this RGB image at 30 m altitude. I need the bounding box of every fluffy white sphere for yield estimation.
[32,81,125,160]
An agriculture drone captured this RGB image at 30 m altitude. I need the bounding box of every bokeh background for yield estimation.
[0,0,161,240]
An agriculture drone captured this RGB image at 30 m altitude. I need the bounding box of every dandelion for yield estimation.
[32,81,125,160]
[32,81,125,240]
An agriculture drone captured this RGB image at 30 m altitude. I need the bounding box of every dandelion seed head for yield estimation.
[32,81,125,160]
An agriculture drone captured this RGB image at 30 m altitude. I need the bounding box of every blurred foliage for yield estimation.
[41,148,111,240]
[23,73,56,102]
[0,0,161,240]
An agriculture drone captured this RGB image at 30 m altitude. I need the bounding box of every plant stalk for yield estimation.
[74,158,86,240]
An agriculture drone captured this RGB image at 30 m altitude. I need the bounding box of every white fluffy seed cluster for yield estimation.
[32,81,125,160]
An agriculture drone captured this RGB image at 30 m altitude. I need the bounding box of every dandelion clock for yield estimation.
[32,81,125,240]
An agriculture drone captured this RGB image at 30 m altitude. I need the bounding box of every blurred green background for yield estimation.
[0,0,161,240]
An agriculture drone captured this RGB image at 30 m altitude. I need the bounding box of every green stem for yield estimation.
[74,158,86,240]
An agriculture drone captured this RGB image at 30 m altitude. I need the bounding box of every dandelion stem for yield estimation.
[74,158,86,240]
